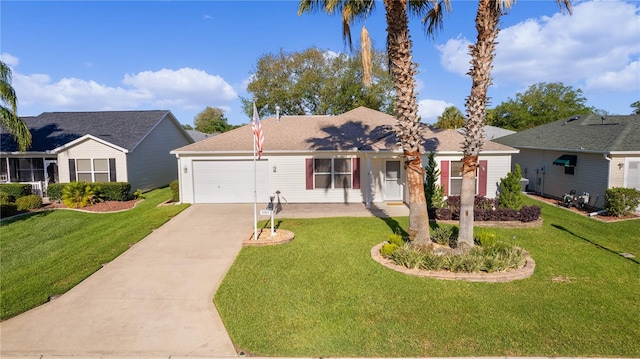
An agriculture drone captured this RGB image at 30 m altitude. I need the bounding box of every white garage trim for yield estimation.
[192,160,270,203]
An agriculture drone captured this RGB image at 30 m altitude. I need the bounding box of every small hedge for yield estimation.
[0,183,32,199]
[47,183,65,201]
[48,182,131,201]
[1,203,18,217]
[15,195,43,211]
[605,187,640,217]
[93,182,131,201]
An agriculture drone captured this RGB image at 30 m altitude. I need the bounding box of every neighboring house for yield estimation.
[0,110,193,196]
[171,107,517,205]
[493,114,640,209]
[456,125,516,140]
[186,129,218,142]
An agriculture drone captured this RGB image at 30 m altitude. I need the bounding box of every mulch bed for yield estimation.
[39,199,140,213]
[527,194,640,222]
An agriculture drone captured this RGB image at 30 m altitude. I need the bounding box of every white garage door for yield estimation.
[192,160,270,203]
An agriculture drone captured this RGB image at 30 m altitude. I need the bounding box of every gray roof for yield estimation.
[1,110,184,153]
[186,129,218,142]
[457,125,516,140]
[173,106,516,154]
[493,114,640,153]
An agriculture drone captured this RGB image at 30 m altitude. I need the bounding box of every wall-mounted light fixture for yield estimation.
[618,163,624,170]
[183,166,188,174]
[272,165,277,173]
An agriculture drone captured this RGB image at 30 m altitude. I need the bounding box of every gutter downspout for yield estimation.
[603,154,612,189]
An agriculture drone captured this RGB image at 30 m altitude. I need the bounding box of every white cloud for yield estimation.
[12,67,238,114]
[437,1,640,92]
[123,68,238,111]
[418,98,455,124]
[436,36,471,75]
[1,53,20,67]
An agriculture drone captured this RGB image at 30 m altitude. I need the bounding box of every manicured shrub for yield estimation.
[15,195,43,211]
[46,183,65,201]
[93,182,131,201]
[170,180,180,202]
[0,203,18,217]
[605,187,640,217]
[474,229,498,247]
[62,182,103,208]
[498,164,525,210]
[387,232,404,247]
[0,183,32,199]
[0,192,14,205]
[380,243,399,258]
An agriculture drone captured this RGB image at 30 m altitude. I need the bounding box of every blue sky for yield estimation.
[2,0,639,126]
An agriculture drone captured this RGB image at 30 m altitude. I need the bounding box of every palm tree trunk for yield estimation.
[458,0,502,247]
[384,0,430,247]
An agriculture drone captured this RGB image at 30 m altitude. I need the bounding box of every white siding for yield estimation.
[429,153,511,199]
[609,156,626,187]
[128,115,192,192]
[57,139,128,184]
[176,153,405,204]
[512,149,610,208]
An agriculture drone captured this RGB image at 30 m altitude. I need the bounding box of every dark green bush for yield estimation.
[0,192,15,204]
[0,184,32,199]
[605,187,640,217]
[93,182,131,201]
[15,195,43,211]
[1,203,18,217]
[46,183,65,201]
[498,164,525,210]
[170,180,179,202]
[424,152,445,209]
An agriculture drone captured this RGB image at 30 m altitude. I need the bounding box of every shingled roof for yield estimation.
[172,106,516,154]
[493,114,640,153]
[1,110,179,153]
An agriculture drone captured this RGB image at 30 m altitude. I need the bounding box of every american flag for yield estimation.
[252,102,264,159]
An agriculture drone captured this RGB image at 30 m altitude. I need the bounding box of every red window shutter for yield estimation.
[440,160,449,196]
[306,158,313,190]
[478,160,488,197]
[352,158,360,189]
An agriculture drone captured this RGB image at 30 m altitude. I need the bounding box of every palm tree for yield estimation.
[0,60,31,151]
[299,0,450,247]
[457,0,572,247]
[434,106,465,129]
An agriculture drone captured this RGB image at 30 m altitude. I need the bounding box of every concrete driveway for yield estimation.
[0,204,255,358]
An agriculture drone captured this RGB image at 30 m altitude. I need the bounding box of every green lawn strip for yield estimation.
[0,187,189,320]
[215,205,640,357]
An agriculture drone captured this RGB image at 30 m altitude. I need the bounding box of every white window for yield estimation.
[314,158,352,189]
[449,160,477,195]
[71,158,115,183]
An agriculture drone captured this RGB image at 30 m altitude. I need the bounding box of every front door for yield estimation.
[385,160,402,201]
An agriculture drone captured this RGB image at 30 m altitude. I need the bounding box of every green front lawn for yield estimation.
[215,197,640,357]
[0,187,189,320]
